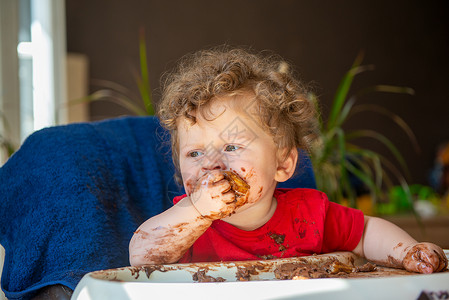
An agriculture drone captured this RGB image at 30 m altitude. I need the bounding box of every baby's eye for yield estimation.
[188,150,203,158]
[224,144,240,152]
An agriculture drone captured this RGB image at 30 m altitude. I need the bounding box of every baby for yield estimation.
[129,47,447,274]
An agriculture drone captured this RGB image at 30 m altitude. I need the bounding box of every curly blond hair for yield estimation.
[158,46,319,176]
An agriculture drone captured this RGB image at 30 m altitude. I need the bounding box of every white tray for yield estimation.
[72,250,449,300]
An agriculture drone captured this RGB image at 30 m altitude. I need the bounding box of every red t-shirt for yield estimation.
[173,188,364,263]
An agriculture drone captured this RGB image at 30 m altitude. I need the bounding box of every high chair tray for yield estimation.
[72,250,449,300]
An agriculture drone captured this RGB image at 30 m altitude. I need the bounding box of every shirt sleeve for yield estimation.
[172,194,187,205]
[321,202,365,253]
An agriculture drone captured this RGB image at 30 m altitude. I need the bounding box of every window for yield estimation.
[0,0,66,163]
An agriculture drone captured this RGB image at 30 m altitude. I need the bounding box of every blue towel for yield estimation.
[0,116,184,299]
[0,116,315,299]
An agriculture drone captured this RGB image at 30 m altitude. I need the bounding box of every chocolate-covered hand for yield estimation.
[403,242,448,274]
[189,170,237,220]
[222,170,250,207]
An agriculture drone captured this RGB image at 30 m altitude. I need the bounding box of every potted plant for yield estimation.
[309,52,419,211]
[74,28,155,116]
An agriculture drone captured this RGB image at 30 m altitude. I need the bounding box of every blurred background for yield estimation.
[1,0,448,244]
[64,0,449,187]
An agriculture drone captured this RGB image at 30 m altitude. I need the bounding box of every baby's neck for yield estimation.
[222,197,277,231]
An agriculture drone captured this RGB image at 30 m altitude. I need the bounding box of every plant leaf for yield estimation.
[345,150,383,201]
[349,103,420,153]
[357,85,415,97]
[327,52,374,131]
[346,147,383,189]
[344,159,381,200]
[335,97,355,128]
[138,28,154,115]
[90,78,136,96]
[72,90,147,116]
[347,129,412,181]
[335,127,358,205]
[375,154,420,223]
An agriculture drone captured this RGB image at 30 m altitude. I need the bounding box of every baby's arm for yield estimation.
[129,170,237,266]
[352,216,447,273]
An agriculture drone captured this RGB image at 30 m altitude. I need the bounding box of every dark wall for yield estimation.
[66,0,449,186]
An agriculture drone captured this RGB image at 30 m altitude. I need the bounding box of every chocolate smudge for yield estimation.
[192,269,226,282]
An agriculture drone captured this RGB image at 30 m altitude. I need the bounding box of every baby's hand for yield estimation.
[402,242,448,274]
[189,170,237,220]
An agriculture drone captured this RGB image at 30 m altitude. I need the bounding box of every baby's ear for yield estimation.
[274,148,298,182]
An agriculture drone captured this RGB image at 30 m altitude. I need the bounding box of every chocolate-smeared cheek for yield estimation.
[184,178,196,195]
[246,186,263,204]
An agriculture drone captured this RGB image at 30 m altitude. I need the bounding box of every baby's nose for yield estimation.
[201,154,227,171]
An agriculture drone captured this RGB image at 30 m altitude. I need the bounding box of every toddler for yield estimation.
[129,47,447,274]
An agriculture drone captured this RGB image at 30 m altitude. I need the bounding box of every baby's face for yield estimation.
[177,94,283,210]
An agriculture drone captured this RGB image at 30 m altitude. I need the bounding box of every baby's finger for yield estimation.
[222,201,237,217]
[196,171,224,188]
[220,190,236,204]
[209,178,232,195]
[403,246,432,274]
[235,192,249,207]
[433,249,448,272]
[404,258,433,274]
[418,250,440,273]
[207,170,225,183]
[418,245,448,273]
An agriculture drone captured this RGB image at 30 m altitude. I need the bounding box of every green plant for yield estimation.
[377,184,440,215]
[0,137,15,158]
[309,52,419,208]
[75,28,154,116]
[0,111,16,160]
